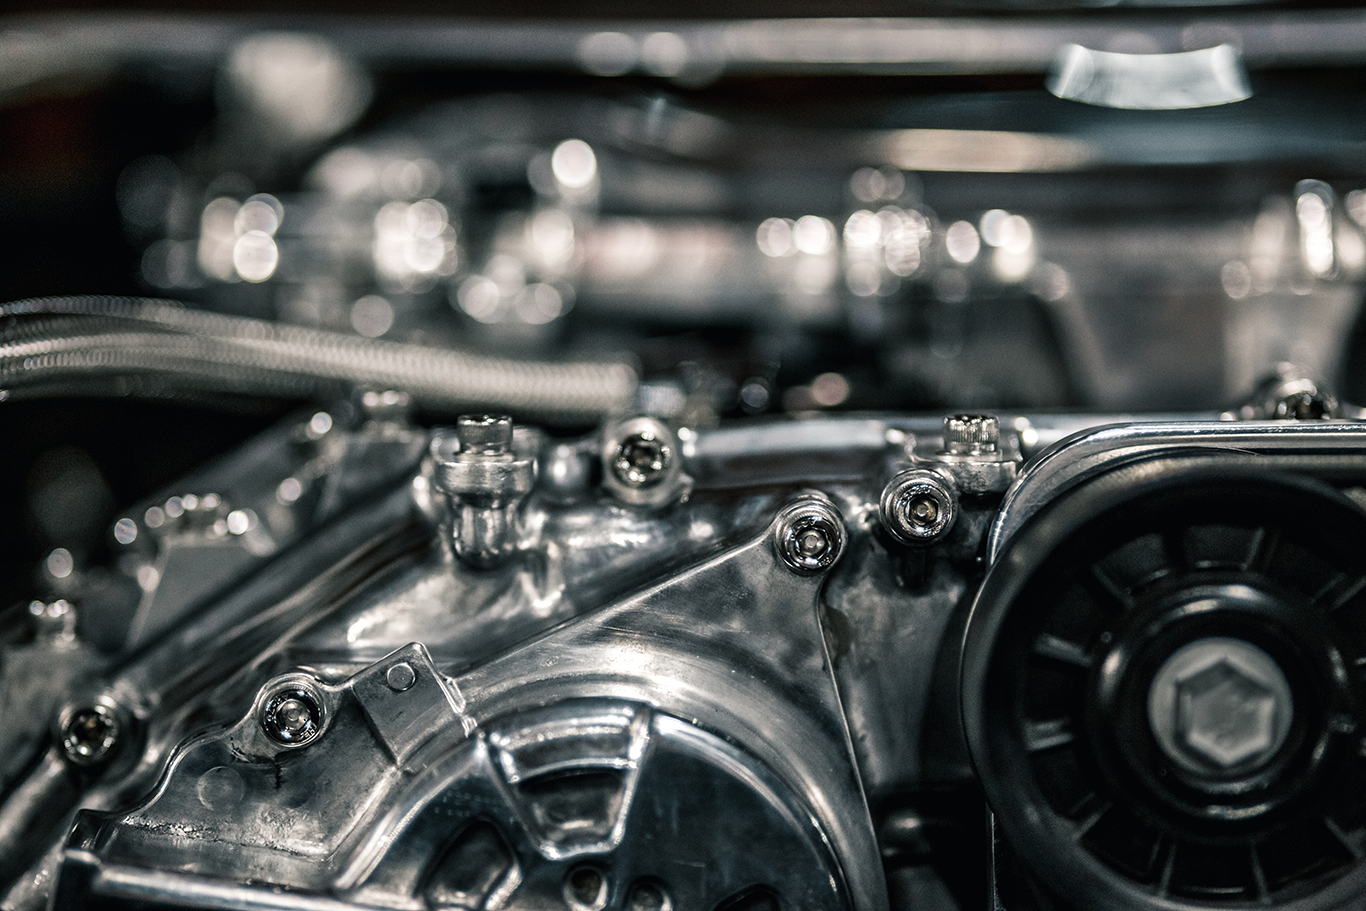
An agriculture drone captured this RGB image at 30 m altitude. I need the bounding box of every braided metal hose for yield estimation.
[0,297,638,422]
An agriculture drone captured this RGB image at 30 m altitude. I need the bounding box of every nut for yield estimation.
[928,413,1017,494]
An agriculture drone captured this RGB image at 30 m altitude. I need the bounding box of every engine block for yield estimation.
[4,406,1366,911]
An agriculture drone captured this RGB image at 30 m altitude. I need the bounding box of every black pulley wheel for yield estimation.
[963,460,1366,911]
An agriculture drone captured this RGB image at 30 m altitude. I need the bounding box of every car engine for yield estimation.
[5,6,1366,911]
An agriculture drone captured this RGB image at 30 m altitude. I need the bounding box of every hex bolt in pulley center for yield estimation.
[1147,637,1293,774]
[260,685,324,747]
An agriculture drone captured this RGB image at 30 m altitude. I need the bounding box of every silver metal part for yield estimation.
[600,417,693,508]
[943,414,1001,455]
[1147,637,1293,773]
[880,468,958,545]
[926,414,1018,495]
[454,495,887,911]
[774,495,847,573]
[1047,43,1252,110]
[988,420,1366,562]
[1230,366,1340,421]
[9,408,1366,911]
[259,678,326,748]
[430,414,538,568]
[58,702,121,768]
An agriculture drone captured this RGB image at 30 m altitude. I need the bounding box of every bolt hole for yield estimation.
[627,880,672,911]
[564,865,608,911]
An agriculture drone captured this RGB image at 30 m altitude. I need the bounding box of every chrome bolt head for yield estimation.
[60,703,121,768]
[775,498,846,574]
[1148,637,1293,773]
[612,431,671,488]
[880,469,957,545]
[261,685,324,748]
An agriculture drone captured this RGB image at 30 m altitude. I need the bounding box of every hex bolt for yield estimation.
[1147,637,1293,774]
[880,469,958,545]
[260,685,324,748]
[612,431,671,489]
[386,662,417,692]
[774,497,847,574]
[59,703,122,768]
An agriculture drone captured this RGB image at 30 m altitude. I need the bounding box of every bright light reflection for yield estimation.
[1297,189,1335,277]
[527,209,576,270]
[1221,261,1253,299]
[992,246,1034,282]
[46,548,73,579]
[844,210,882,248]
[850,166,905,203]
[233,231,279,282]
[793,215,835,255]
[946,221,981,264]
[1000,215,1033,254]
[641,32,689,77]
[980,209,1009,246]
[551,139,598,190]
[1348,190,1366,228]
[350,295,394,337]
[1338,223,1366,275]
[757,218,796,257]
[235,195,281,235]
[457,276,503,323]
[514,284,568,325]
[373,198,458,287]
[810,372,850,407]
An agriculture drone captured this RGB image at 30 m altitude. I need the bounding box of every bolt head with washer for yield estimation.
[261,685,325,748]
[59,703,122,767]
[880,468,958,545]
[775,498,847,574]
[600,417,692,508]
[613,431,671,488]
